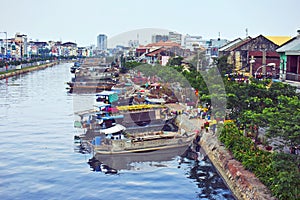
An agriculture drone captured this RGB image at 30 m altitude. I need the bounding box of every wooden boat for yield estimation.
[67,81,116,88]
[74,66,119,81]
[87,127,195,155]
[68,84,114,93]
[70,62,81,73]
[77,103,177,135]
[88,145,192,172]
[75,103,194,155]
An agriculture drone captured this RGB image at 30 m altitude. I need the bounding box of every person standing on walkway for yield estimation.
[204,120,210,132]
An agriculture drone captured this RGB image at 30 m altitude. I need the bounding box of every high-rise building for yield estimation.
[15,33,28,58]
[97,34,107,50]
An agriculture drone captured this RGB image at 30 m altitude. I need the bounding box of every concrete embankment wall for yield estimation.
[174,113,275,200]
[199,131,276,200]
[0,62,58,80]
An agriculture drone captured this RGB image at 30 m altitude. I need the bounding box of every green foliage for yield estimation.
[167,56,183,66]
[224,75,299,147]
[216,56,234,75]
[125,61,143,69]
[121,61,143,73]
[134,64,190,87]
[219,123,300,200]
[268,153,300,200]
[263,95,300,146]
[187,51,208,70]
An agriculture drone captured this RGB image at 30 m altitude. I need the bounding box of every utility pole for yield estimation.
[262,50,266,76]
[196,50,200,72]
[249,56,255,78]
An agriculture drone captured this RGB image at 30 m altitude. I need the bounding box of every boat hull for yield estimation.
[88,132,195,155]
[68,85,113,93]
[90,145,190,171]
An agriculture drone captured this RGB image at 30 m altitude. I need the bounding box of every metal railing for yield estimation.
[0,60,55,72]
[286,72,300,81]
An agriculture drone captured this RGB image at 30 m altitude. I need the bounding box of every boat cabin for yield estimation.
[99,124,126,140]
[96,91,119,104]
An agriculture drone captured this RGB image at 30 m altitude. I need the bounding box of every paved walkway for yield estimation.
[284,80,300,90]
[166,103,206,133]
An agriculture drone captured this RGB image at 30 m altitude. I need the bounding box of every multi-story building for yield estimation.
[128,40,139,48]
[151,34,169,43]
[184,34,204,51]
[169,32,182,45]
[97,34,107,50]
[0,39,5,57]
[61,42,77,57]
[15,33,28,58]
[27,41,48,58]
[207,38,229,57]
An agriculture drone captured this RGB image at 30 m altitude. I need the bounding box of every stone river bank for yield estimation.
[171,104,275,200]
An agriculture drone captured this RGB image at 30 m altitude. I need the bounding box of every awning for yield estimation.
[100,124,126,135]
[150,83,160,87]
[96,91,117,96]
[145,97,166,104]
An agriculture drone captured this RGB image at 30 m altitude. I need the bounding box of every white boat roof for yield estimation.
[96,91,117,96]
[94,102,111,108]
[145,97,166,104]
[100,124,126,135]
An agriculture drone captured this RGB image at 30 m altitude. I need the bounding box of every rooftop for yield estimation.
[265,36,292,46]
[219,38,243,51]
[145,40,181,48]
[276,36,300,53]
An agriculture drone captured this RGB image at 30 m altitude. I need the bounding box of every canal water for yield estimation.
[0,63,236,200]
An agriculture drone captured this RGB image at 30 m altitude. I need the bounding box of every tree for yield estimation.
[167,56,183,66]
[263,95,300,148]
[215,56,234,76]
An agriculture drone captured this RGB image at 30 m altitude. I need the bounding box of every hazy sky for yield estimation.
[1,0,299,46]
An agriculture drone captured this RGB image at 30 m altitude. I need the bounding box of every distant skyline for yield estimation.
[1,0,300,47]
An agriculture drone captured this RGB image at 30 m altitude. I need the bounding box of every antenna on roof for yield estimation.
[218,32,221,41]
[246,28,248,38]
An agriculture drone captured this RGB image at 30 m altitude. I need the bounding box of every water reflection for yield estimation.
[188,160,236,199]
[87,146,236,199]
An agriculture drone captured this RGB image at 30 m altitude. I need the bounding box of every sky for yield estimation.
[1,0,300,47]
